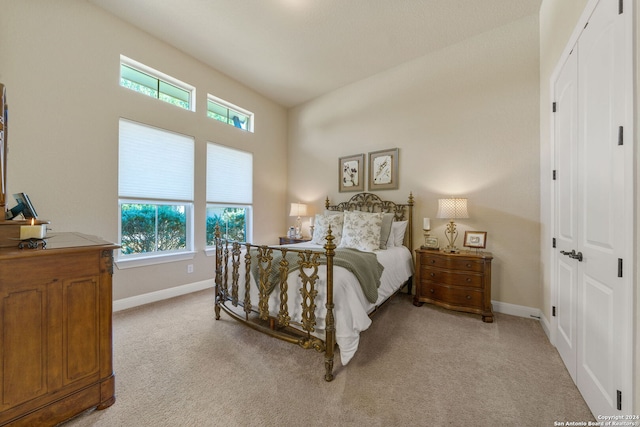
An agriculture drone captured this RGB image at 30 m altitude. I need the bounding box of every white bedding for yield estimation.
[223,242,414,365]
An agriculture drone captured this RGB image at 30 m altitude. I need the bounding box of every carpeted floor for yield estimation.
[62,289,594,427]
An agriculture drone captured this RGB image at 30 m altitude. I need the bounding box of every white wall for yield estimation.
[288,15,541,310]
[0,0,288,300]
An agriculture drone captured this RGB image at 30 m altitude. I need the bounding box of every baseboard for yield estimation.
[538,312,552,341]
[492,300,541,321]
[113,279,214,312]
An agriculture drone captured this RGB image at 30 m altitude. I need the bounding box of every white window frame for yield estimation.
[116,119,196,268]
[120,55,196,112]
[207,94,254,132]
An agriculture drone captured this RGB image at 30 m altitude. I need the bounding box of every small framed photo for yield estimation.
[422,236,439,250]
[368,148,399,190]
[339,153,365,192]
[464,231,487,249]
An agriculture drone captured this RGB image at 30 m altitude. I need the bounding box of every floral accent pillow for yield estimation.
[338,211,383,252]
[311,213,344,246]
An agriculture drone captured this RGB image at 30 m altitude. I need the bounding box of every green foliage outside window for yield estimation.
[121,204,187,255]
[206,207,246,245]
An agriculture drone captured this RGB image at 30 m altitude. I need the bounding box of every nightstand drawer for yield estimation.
[420,267,483,288]
[420,254,484,272]
[422,284,483,309]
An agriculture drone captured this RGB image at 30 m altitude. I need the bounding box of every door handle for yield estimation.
[560,249,583,262]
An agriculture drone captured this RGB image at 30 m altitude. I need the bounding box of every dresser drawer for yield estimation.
[420,254,484,272]
[420,267,483,288]
[421,284,483,309]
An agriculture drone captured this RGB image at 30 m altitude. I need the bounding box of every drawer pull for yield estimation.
[466,295,472,300]
[466,263,472,268]
[430,273,435,277]
[430,259,436,264]
[466,278,472,282]
[430,289,435,293]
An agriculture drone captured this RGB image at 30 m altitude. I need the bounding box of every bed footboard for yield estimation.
[214,226,337,381]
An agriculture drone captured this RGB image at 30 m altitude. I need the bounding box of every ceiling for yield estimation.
[89,0,541,108]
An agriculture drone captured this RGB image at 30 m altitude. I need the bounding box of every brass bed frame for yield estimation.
[214,192,414,381]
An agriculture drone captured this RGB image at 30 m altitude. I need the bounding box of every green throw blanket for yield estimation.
[250,247,384,304]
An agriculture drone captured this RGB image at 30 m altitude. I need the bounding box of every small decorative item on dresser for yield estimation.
[413,249,494,322]
[463,231,487,249]
[420,217,439,250]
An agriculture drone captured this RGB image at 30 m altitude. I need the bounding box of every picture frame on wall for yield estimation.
[368,148,398,190]
[463,231,487,249]
[338,153,365,192]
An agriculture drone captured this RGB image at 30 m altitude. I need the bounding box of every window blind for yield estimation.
[206,143,252,204]
[119,119,194,201]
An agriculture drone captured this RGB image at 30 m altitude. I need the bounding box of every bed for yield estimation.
[214,192,414,381]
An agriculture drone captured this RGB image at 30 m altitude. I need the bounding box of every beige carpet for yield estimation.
[62,290,594,427]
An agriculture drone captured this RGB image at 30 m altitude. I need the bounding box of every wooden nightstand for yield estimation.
[413,249,494,322]
[279,236,311,245]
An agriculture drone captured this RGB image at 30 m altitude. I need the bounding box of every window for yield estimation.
[207,94,254,132]
[119,119,195,263]
[206,143,253,245]
[120,55,195,111]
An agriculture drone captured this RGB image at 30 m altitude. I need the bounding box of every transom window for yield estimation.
[207,95,254,132]
[120,55,195,111]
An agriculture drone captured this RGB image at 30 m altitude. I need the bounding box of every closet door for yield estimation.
[575,0,629,416]
[553,0,632,417]
[553,49,579,382]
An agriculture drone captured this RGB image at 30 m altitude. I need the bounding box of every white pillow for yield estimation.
[311,213,344,246]
[338,211,383,252]
[387,220,408,248]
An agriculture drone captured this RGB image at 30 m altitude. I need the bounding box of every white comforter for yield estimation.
[223,242,413,365]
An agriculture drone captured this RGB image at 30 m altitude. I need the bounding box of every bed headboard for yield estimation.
[325,192,414,250]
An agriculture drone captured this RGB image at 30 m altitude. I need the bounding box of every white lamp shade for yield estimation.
[436,198,469,219]
[289,203,308,217]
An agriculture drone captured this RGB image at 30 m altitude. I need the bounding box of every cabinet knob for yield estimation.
[430,259,436,264]
[430,289,435,293]
[430,273,435,277]
[466,295,472,300]
[466,278,472,282]
[466,263,472,268]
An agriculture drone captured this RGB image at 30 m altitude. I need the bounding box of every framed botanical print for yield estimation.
[368,148,398,190]
[464,231,487,249]
[339,153,365,192]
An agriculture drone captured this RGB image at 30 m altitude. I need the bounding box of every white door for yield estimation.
[553,0,633,416]
[553,49,579,382]
[575,0,630,416]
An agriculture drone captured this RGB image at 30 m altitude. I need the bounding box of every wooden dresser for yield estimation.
[413,249,494,322]
[0,232,118,426]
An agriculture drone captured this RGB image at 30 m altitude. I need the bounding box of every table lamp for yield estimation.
[289,202,308,239]
[436,198,469,253]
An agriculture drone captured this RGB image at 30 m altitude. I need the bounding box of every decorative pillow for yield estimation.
[338,211,383,252]
[388,220,408,247]
[311,213,344,246]
[379,213,395,249]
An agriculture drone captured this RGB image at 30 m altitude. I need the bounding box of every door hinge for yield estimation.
[552,238,556,248]
[553,170,557,180]
[618,126,623,145]
[619,0,624,14]
[617,390,622,410]
[552,306,556,317]
[552,102,557,112]
[618,259,623,277]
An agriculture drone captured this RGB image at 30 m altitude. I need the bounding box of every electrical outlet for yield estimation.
[187,264,194,273]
